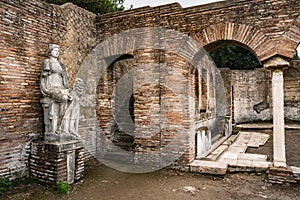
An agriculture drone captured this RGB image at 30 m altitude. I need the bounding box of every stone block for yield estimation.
[220,152,239,160]
[247,132,270,148]
[29,140,85,184]
[217,152,238,166]
[268,166,298,184]
[226,146,247,154]
[238,153,268,162]
[189,160,228,175]
[222,134,238,146]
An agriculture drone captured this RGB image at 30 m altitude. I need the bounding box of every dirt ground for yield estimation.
[4,159,300,200]
[4,129,300,200]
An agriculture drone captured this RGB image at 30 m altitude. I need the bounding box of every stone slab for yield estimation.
[252,161,271,169]
[219,152,239,160]
[235,159,271,169]
[226,146,247,154]
[236,159,253,168]
[39,140,83,152]
[222,134,238,145]
[236,123,272,129]
[235,123,300,130]
[291,166,300,175]
[285,124,300,130]
[217,152,239,165]
[190,160,228,175]
[231,132,251,146]
[204,145,228,161]
[221,159,238,166]
[238,153,268,161]
[210,145,228,155]
[247,132,270,148]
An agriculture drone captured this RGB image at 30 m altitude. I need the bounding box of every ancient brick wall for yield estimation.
[95,50,197,167]
[95,0,299,167]
[1,0,299,177]
[230,69,272,124]
[0,0,53,136]
[220,66,300,124]
[0,0,96,179]
[0,0,55,179]
[97,0,300,62]
[284,60,300,121]
[51,3,96,86]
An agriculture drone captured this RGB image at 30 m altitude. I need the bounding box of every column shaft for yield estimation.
[272,69,286,167]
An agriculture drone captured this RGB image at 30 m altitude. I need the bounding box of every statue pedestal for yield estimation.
[29,140,84,184]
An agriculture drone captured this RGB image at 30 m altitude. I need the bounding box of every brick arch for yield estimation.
[75,27,215,156]
[203,40,262,65]
[194,23,273,62]
[279,14,300,58]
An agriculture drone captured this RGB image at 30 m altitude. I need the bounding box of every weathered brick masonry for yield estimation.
[29,141,84,184]
[95,0,300,167]
[220,64,300,124]
[97,0,300,61]
[0,0,96,178]
[0,0,300,178]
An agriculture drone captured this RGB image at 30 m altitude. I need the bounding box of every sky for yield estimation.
[123,0,300,53]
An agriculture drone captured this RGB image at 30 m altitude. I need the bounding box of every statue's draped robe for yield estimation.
[40,58,69,134]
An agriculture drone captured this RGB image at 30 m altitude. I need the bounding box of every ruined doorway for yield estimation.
[96,54,135,151]
[206,41,264,125]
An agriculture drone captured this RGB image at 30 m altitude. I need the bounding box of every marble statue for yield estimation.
[40,44,83,142]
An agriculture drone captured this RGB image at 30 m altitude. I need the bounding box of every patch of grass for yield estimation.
[14,177,36,185]
[56,181,69,195]
[0,179,14,196]
[0,176,37,196]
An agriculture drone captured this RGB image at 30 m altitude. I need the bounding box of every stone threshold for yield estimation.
[189,130,300,184]
[235,122,300,130]
[190,131,272,175]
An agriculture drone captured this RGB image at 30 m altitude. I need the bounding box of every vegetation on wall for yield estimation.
[209,45,261,70]
[44,0,125,14]
[293,50,300,60]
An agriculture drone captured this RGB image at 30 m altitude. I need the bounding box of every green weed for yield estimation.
[0,179,14,195]
[56,181,69,195]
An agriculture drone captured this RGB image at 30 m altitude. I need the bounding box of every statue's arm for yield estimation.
[40,60,51,97]
[60,62,69,89]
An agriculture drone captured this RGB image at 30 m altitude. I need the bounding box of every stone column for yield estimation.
[272,69,286,167]
[264,56,289,168]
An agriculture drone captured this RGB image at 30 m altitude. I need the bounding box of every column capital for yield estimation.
[263,56,290,69]
[272,69,284,75]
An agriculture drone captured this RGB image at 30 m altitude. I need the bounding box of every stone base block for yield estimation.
[189,160,228,175]
[268,166,299,184]
[29,140,85,184]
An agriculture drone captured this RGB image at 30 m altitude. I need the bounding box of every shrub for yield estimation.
[56,181,69,194]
